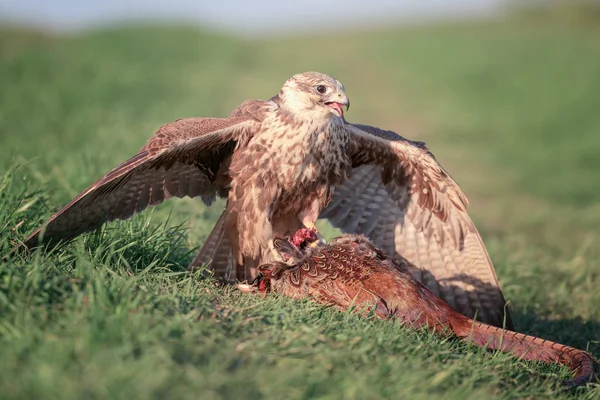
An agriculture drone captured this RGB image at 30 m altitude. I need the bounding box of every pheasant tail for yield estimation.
[454,320,597,388]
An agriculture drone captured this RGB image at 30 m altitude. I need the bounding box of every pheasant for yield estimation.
[243,228,598,389]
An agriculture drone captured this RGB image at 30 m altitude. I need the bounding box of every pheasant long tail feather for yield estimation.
[458,321,598,388]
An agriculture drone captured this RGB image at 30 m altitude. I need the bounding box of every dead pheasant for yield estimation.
[244,228,597,389]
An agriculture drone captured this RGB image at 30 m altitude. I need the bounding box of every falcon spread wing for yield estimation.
[320,123,512,329]
[16,110,263,250]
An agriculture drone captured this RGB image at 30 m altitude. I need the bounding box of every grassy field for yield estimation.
[1,14,600,399]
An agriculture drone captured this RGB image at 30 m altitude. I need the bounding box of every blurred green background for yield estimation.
[1,1,599,399]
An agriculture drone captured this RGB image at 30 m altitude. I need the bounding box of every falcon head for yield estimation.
[279,71,350,119]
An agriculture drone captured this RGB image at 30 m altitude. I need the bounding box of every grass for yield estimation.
[1,14,600,399]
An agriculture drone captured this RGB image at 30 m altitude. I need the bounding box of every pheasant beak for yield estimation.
[325,93,350,117]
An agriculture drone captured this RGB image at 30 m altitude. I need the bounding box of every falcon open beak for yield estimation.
[325,93,350,118]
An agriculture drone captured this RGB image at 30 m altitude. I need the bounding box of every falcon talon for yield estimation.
[236,283,256,294]
[307,238,324,248]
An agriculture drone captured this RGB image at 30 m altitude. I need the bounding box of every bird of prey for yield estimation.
[12,71,512,328]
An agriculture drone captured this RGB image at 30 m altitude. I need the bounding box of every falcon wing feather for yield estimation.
[321,123,512,329]
[16,106,266,250]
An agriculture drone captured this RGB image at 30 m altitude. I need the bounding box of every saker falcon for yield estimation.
[11,71,512,329]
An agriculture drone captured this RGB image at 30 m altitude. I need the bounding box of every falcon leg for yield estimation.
[305,223,325,247]
[298,219,326,248]
[297,198,327,248]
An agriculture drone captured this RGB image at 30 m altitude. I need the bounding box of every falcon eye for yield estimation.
[316,85,327,94]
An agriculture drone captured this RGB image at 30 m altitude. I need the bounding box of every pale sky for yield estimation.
[0,0,503,35]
